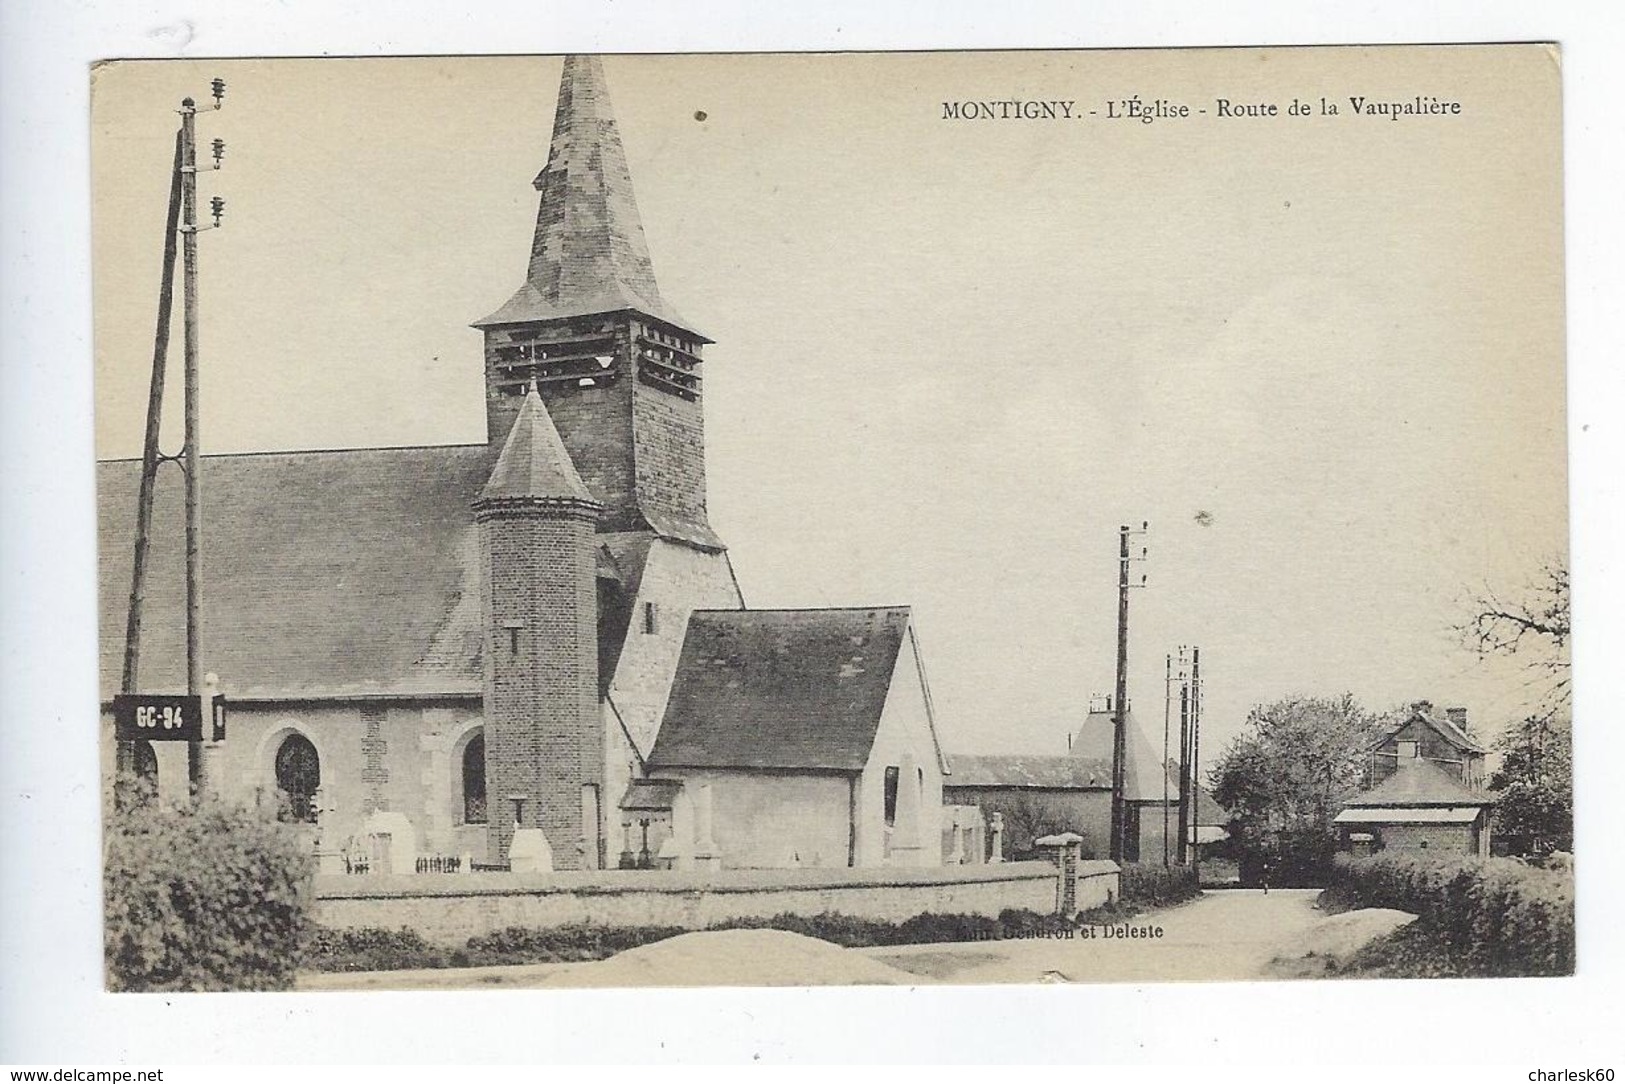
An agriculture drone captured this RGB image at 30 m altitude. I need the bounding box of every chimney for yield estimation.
[1446,706,1468,729]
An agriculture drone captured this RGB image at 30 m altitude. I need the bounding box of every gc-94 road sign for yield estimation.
[113,694,226,742]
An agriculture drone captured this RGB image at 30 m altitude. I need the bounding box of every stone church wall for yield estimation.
[312,861,1073,945]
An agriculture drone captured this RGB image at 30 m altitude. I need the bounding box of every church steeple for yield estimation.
[473,55,722,552]
[475,54,697,333]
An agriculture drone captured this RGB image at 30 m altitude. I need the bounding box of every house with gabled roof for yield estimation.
[1366,700,1488,791]
[98,56,948,873]
[1335,756,1494,858]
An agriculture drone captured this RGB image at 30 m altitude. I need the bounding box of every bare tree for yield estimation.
[989,793,1092,859]
[1461,562,1571,721]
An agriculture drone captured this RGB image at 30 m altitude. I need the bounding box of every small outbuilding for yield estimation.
[1335,756,1494,858]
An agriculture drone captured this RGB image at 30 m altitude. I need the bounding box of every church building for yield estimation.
[98,56,947,872]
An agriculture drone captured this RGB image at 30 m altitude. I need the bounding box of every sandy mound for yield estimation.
[1270,908,1417,972]
[538,929,920,988]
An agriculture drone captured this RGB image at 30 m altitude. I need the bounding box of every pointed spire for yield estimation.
[478,385,599,507]
[475,55,701,335]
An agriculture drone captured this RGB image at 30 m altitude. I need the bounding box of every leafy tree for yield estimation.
[104,782,314,991]
[1210,694,1391,883]
[1488,714,1573,855]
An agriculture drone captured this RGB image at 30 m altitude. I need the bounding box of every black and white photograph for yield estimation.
[84,46,1572,992]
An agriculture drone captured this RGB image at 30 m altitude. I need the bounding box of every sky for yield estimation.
[89,47,1568,764]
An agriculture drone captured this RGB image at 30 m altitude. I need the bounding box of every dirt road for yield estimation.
[299,889,1341,990]
[864,888,1328,984]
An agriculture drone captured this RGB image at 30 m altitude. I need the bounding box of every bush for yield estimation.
[302,926,448,973]
[1326,853,1574,976]
[1119,863,1201,908]
[105,785,313,991]
[710,910,1006,947]
[465,923,686,964]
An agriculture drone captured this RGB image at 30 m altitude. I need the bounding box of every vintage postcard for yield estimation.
[91,45,1569,991]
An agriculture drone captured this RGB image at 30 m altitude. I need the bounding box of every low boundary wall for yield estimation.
[313,861,1118,945]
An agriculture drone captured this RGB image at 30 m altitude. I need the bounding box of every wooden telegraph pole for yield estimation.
[117,131,183,790]
[117,80,227,800]
[1161,652,1172,867]
[1190,645,1204,885]
[1109,522,1148,864]
[1176,647,1190,865]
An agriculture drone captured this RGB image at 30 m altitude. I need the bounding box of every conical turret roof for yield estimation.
[478,384,598,507]
[474,55,703,337]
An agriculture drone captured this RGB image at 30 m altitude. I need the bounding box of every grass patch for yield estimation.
[1327,919,1476,979]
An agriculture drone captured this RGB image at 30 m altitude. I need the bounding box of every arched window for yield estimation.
[274,734,320,823]
[462,733,487,825]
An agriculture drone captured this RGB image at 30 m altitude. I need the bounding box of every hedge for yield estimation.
[1325,853,1574,976]
[301,907,1081,973]
[1119,863,1201,908]
[105,786,314,991]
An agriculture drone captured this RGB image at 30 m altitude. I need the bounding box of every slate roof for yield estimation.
[646,607,913,771]
[1335,806,1481,825]
[1071,708,1175,803]
[479,385,597,505]
[946,744,1231,827]
[619,777,683,812]
[474,55,703,338]
[100,443,686,702]
[98,445,492,700]
[945,754,1111,789]
[1345,758,1492,808]
[1188,785,1230,828]
[1379,707,1487,755]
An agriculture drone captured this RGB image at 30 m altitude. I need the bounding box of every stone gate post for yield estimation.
[1034,831,1084,916]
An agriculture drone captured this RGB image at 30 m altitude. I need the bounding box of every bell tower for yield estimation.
[474,55,721,550]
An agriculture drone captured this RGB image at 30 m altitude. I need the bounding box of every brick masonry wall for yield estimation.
[483,315,716,539]
[312,862,1070,946]
[484,319,642,532]
[479,509,602,868]
[1379,822,1477,856]
[630,340,710,530]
